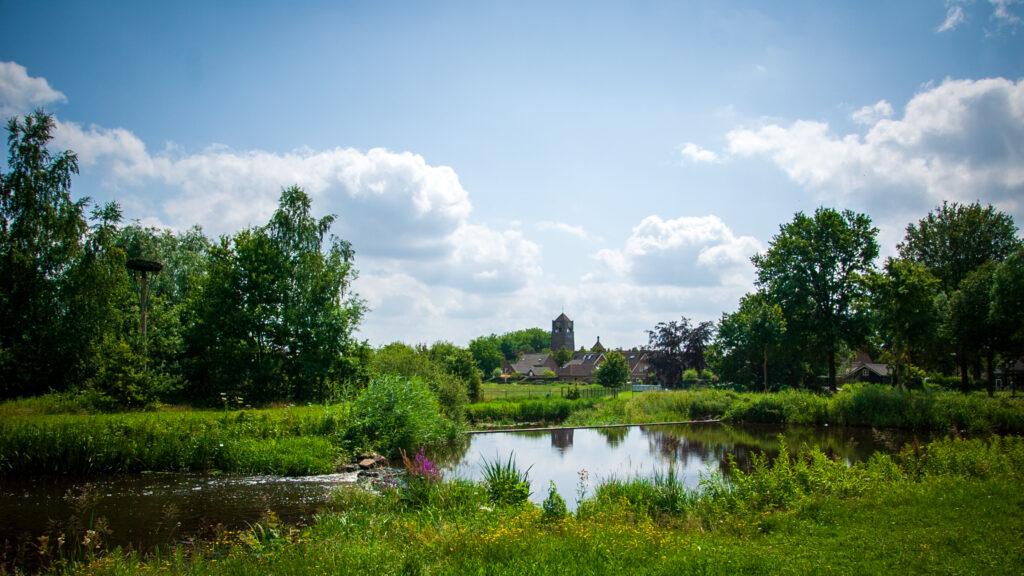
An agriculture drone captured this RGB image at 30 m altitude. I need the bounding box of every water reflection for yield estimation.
[447,423,923,510]
[0,423,924,565]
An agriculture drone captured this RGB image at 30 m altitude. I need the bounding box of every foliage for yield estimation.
[345,375,458,458]
[481,453,532,507]
[752,207,879,391]
[0,111,86,397]
[644,318,689,388]
[397,446,444,508]
[184,187,366,405]
[0,405,351,477]
[552,346,573,367]
[52,435,1024,576]
[595,350,629,388]
[465,397,597,424]
[870,258,940,391]
[541,481,568,522]
[898,201,1021,393]
[468,336,504,376]
[715,292,787,391]
[898,201,1020,292]
[990,247,1024,363]
[370,342,471,420]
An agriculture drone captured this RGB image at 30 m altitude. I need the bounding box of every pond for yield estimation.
[0,423,922,562]
[445,422,918,509]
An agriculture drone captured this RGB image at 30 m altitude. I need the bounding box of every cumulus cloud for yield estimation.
[49,116,543,304]
[727,77,1024,227]
[0,61,66,118]
[678,142,721,164]
[851,100,894,125]
[593,215,762,288]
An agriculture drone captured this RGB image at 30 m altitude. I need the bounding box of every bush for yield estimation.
[541,481,568,522]
[345,376,458,457]
[482,453,532,507]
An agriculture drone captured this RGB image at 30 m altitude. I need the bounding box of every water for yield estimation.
[445,423,916,509]
[0,423,919,561]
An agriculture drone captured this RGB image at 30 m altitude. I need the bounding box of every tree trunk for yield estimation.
[959,348,970,395]
[827,351,836,393]
[986,348,995,397]
[763,345,769,393]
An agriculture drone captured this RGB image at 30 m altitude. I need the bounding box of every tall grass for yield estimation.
[0,405,352,476]
[558,384,1024,433]
[466,397,597,424]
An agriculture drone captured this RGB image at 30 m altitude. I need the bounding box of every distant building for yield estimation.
[551,312,574,352]
[504,314,650,384]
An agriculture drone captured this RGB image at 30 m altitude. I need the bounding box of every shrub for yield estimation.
[541,481,568,522]
[482,453,532,507]
[345,376,458,457]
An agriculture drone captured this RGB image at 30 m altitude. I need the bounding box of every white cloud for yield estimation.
[536,221,589,240]
[990,0,1022,26]
[593,215,762,288]
[938,5,966,32]
[678,142,721,164]
[851,100,894,125]
[727,77,1024,231]
[0,61,66,118]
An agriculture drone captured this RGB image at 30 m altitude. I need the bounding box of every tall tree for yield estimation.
[645,318,690,388]
[0,111,87,397]
[899,202,1019,291]
[898,202,1021,393]
[990,247,1024,393]
[184,186,365,404]
[684,321,715,378]
[753,208,878,392]
[716,292,786,392]
[947,263,997,395]
[871,258,940,392]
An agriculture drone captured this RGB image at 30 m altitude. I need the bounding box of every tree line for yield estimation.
[3,111,1022,407]
[1,111,366,406]
[715,205,1023,394]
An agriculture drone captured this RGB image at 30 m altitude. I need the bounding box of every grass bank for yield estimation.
[0,377,463,477]
[558,385,1024,434]
[48,435,1024,576]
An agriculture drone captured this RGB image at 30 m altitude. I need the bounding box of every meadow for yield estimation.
[37,435,1024,575]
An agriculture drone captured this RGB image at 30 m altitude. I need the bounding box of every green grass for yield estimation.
[0,375,466,477]
[559,385,1024,433]
[479,382,613,402]
[55,435,1024,576]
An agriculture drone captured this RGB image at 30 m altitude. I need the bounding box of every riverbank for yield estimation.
[35,435,1024,576]
[470,384,1024,433]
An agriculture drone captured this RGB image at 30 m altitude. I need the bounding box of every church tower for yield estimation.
[551,312,574,352]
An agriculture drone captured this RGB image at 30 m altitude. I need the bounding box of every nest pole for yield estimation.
[126,259,164,372]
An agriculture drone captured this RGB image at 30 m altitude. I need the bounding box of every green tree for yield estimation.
[468,335,503,375]
[899,202,1019,292]
[898,202,1020,394]
[552,345,573,367]
[947,263,998,395]
[595,350,629,389]
[184,186,365,404]
[0,111,87,397]
[870,259,940,392]
[753,208,879,392]
[990,247,1024,391]
[716,292,786,392]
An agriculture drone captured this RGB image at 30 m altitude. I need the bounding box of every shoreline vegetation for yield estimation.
[2,383,1022,478]
[12,434,1024,575]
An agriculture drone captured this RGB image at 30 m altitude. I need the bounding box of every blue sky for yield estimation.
[2,1,1023,348]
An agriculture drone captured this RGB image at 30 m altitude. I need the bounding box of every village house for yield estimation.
[503,314,651,384]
